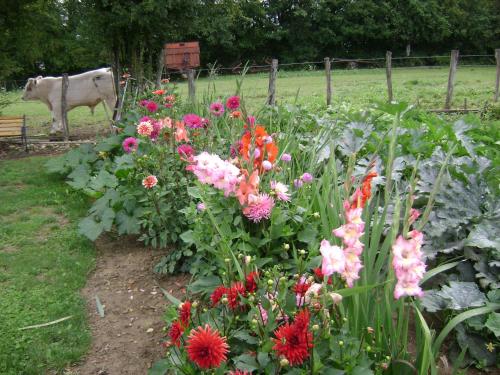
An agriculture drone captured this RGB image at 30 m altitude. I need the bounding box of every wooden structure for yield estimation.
[0,115,28,152]
[324,57,332,106]
[445,50,459,109]
[386,51,393,102]
[164,42,200,71]
[267,59,278,105]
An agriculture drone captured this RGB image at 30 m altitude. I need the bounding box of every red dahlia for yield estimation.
[272,309,313,365]
[211,285,227,306]
[293,279,311,296]
[313,267,333,285]
[179,301,191,328]
[227,281,246,310]
[245,271,259,293]
[168,320,184,347]
[186,324,229,369]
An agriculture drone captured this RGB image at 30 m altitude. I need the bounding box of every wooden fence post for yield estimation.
[494,49,500,102]
[325,57,332,106]
[187,69,196,101]
[61,73,69,141]
[267,59,278,106]
[385,51,393,102]
[155,48,165,88]
[445,49,459,109]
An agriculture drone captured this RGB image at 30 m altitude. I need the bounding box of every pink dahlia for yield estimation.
[137,121,153,136]
[142,175,158,189]
[226,96,240,110]
[270,181,290,201]
[122,137,138,153]
[209,102,225,117]
[145,101,159,113]
[243,193,275,223]
[177,144,194,157]
[183,113,203,129]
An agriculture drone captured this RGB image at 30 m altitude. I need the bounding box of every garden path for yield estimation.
[69,235,189,375]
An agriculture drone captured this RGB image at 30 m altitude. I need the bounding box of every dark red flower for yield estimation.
[313,268,333,285]
[245,271,259,293]
[168,320,184,347]
[293,278,311,296]
[272,309,313,365]
[211,285,227,306]
[179,301,191,328]
[186,324,229,369]
[227,281,246,310]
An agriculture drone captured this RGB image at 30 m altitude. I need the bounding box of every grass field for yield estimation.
[1,66,497,135]
[0,157,95,375]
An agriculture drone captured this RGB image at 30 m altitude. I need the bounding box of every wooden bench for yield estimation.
[0,115,28,152]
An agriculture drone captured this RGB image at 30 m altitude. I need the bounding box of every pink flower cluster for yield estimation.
[392,230,426,299]
[242,193,275,223]
[189,152,241,196]
[320,203,365,288]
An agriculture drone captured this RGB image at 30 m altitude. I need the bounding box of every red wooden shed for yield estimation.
[164,42,200,71]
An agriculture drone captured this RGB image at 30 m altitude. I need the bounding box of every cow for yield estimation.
[22,68,117,134]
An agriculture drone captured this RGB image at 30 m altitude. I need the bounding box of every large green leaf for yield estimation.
[115,210,140,235]
[147,359,170,375]
[66,164,91,190]
[485,312,500,337]
[437,282,487,310]
[233,353,259,372]
[78,217,104,241]
[89,169,118,191]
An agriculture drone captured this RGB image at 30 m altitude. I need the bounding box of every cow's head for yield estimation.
[22,76,42,100]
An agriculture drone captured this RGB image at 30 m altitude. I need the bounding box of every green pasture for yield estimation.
[1,66,497,135]
[0,157,95,375]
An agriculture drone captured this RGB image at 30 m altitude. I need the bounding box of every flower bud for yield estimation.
[244,255,252,265]
[224,258,230,263]
[367,327,374,334]
[267,279,274,286]
[192,301,198,308]
[312,324,320,331]
[313,212,320,218]
[366,345,372,352]
[299,249,306,256]
[280,358,289,367]
[279,276,287,283]
[251,319,258,325]
[329,293,343,305]
[238,253,244,259]
[248,295,255,302]
[339,341,344,347]
[221,297,228,304]
[283,243,290,250]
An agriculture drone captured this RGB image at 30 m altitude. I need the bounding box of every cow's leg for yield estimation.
[50,105,63,134]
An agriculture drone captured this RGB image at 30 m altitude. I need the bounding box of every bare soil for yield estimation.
[68,234,189,375]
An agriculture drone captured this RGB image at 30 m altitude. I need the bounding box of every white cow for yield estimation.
[22,68,117,134]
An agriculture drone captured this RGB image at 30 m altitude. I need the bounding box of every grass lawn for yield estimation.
[0,156,94,375]
[1,66,496,135]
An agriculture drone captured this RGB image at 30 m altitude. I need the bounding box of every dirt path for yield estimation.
[69,235,189,375]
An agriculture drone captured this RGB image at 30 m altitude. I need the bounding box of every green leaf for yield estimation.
[100,207,115,231]
[456,325,496,366]
[187,186,201,199]
[437,281,487,310]
[233,330,258,344]
[421,260,461,284]
[233,353,259,372]
[257,352,270,367]
[188,276,222,294]
[89,169,118,191]
[67,165,91,190]
[485,312,500,337]
[297,226,317,243]
[421,290,451,313]
[147,359,170,375]
[160,288,181,307]
[180,230,195,244]
[78,217,103,241]
[115,210,140,235]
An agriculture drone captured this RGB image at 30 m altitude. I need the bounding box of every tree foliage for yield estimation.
[1,0,499,81]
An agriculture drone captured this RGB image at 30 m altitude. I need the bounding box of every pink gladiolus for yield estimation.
[243,193,275,223]
[189,152,241,196]
[226,96,240,110]
[392,230,426,299]
[320,240,346,276]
